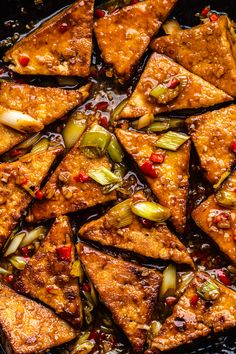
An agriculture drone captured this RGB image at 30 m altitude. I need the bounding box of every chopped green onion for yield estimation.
[169,118,185,130]
[71,337,95,354]
[84,300,94,325]
[155,131,190,151]
[9,255,27,270]
[0,266,11,275]
[160,264,177,298]
[215,190,236,208]
[4,232,26,257]
[150,85,168,99]
[102,163,125,194]
[107,135,124,162]
[70,260,84,283]
[197,279,220,301]
[176,272,194,296]
[31,138,49,154]
[131,201,170,222]
[108,198,133,228]
[0,110,43,133]
[149,121,170,132]
[62,113,87,149]
[17,132,41,149]
[20,226,46,247]
[88,166,121,186]
[80,125,111,158]
[147,321,162,344]
[213,171,231,189]
[132,114,155,130]
[110,98,128,122]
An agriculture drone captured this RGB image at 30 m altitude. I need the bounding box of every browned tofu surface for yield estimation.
[94,0,176,80]
[4,0,94,76]
[119,53,232,119]
[0,81,90,155]
[186,105,236,185]
[31,124,116,222]
[192,171,236,264]
[15,216,82,328]
[0,282,77,354]
[116,129,190,233]
[150,16,236,97]
[80,192,193,266]
[146,272,236,353]
[0,147,61,249]
[77,243,162,353]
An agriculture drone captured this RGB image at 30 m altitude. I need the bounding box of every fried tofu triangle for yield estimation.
[186,105,236,185]
[119,53,232,119]
[0,81,90,155]
[0,282,77,354]
[77,243,162,353]
[0,147,62,250]
[4,0,94,76]
[150,16,236,97]
[192,171,236,264]
[15,216,82,327]
[94,0,177,80]
[146,272,236,353]
[80,192,193,266]
[116,129,190,233]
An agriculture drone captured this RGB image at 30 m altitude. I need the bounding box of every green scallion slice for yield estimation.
[88,166,121,186]
[215,190,236,208]
[31,138,49,154]
[4,232,26,257]
[197,279,220,301]
[132,113,155,130]
[20,226,46,247]
[17,132,41,149]
[0,266,11,275]
[9,255,27,270]
[149,121,170,132]
[213,171,230,189]
[155,131,190,151]
[150,85,168,99]
[80,124,111,158]
[160,264,177,298]
[107,135,124,163]
[131,201,170,222]
[108,198,134,228]
[62,114,87,148]
[110,98,128,122]
[102,163,125,194]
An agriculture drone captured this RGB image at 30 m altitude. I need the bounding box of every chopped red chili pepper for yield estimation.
[165,296,178,306]
[217,270,232,286]
[201,6,210,17]
[139,217,154,228]
[35,190,44,200]
[150,152,165,164]
[46,285,59,294]
[19,177,28,186]
[56,244,72,262]
[5,274,14,283]
[95,101,109,111]
[74,171,90,183]
[140,161,157,178]
[20,247,29,257]
[85,102,93,110]
[190,294,199,306]
[19,55,30,67]
[82,282,91,292]
[95,9,105,18]
[166,78,180,89]
[210,13,219,22]
[130,0,139,4]
[230,140,236,154]
[100,116,109,128]
[9,149,22,157]
[59,22,68,33]
[89,329,98,341]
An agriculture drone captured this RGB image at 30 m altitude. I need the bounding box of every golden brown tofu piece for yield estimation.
[150,16,236,97]
[146,272,236,353]
[192,171,236,264]
[0,81,90,155]
[0,282,77,354]
[15,216,82,328]
[80,192,193,266]
[116,129,190,233]
[94,0,177,80]
[31,124,117,222]
[77,243,162,353]
[4,0,94,77]
[0,147,61,249]
[186,105,236,185]
[119,53,232,119]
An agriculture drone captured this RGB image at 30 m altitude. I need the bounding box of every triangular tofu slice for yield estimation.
[0,81,90,155]
[0,147,62,249]
[0,282,77,354]
[79,192,193,266]
[146,272,236,353]
[3,0,94,76]
[192,171,236,264]
[186,105,236,185]
[119,53,232,119]
[31,124,117,222]
[15,216,82,327]
[77,243,162,353]
[116,129,190,233]
[94,0,177,80]
[150,16,236,97]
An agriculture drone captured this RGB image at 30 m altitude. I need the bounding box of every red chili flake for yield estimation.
[201,6,210,17]
[9,149,22,157]
[89,329,98,341]
[150,152,165,164]
[130,0,139,4]
[59,22,68,33]
[95,9,105,18]
[166,78,180,89]
[74,171,90,183]
[190,294,199,306]
[95,101,109,111]
[139,217,154,228]
[165,296,178,306]
[46,285,59,294]
[19,55,30,67]
[20,247,29,257]
[100,116,109,128]
[140,161,157,178]
[230,140,236,154]
[35,190,44,200]
[217,270,232,286]
[210,13,219,22]
[85,102,93,110]
[19,177,28,186]
[82,282,91,292]
[56,244,72,262]
[5,274,14,283]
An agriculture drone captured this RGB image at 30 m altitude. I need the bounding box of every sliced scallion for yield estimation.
[215,190,236,208]
[102,163,125,194]
[62,113,87,149]
[88,166,120,186]
[108,198,133,228]
[131,201,170,222]
[155,131,190,151]
[132,113,155,130]
[160,264,177,298]
[70,260,84,283]
[0,266,11,275]
[110,98,128,122]
[80,125,111,158]
[197,279,220,301]
[150,85,168,99]
[31,138,49,154]
[4,232,26,257]
[213,171,231,189]
[0,110,43,133]
[107,135,124,162]
[20,226,46,247]
[17,132,41,149]
[149,121,170,132]
[9,255,27,270]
